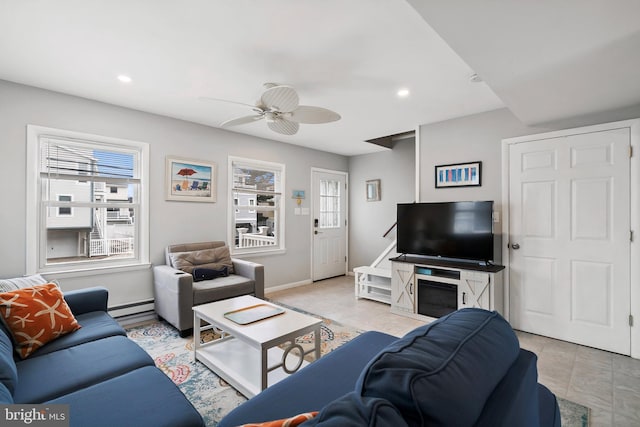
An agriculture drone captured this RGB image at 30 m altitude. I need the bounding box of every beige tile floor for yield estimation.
[267,275,640,427]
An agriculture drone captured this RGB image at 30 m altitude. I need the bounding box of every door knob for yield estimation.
[511,243,520,250]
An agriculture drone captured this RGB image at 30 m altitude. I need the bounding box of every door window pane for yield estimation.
[319,179,340,228]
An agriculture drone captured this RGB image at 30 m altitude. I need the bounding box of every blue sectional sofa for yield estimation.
[220,308,561,427]
[0,287,204,427]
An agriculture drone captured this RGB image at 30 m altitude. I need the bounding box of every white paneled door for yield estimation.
[312,170,347,281]
[508,127,631,354]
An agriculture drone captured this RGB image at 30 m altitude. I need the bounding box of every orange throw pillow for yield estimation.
[0,283,81,359]
[241,412,318,427]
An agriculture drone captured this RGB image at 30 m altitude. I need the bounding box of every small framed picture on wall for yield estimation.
[435,161,481,188]
[366,179,381,201]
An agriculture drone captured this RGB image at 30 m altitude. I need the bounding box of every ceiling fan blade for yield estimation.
[199,96,258,110]
[220,115,263,128]
[287,105,341,124]
[260,85,299,112]
[267,118,299,135]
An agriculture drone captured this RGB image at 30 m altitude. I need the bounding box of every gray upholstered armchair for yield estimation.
[153,241,264,337]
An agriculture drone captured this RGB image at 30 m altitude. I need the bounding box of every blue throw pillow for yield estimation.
[192,266,228,282]
[355,308,520,426]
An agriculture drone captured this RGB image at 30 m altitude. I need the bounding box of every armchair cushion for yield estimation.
[169,246,234,274]
[192,275,256,305]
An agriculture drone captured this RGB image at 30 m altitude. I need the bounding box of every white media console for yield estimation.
[390,256,505,321]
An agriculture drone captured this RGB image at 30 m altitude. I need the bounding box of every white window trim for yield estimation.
[228,156,285,255]
[26,125,150,275]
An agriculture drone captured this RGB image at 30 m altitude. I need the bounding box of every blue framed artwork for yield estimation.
[435,161,481,188]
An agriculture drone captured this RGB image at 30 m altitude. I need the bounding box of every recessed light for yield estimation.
[397,88,410,98]
[117,75,132,83]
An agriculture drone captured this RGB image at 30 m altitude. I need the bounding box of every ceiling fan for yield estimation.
[201,83,341,136]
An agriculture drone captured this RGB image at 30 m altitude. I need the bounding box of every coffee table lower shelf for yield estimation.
[195,337,310,398]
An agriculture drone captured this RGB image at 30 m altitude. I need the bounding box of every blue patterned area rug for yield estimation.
[558,398,590,427]
[126,311,589,427]
[125,314,359,426]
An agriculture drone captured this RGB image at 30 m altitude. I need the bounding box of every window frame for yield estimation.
[26,125,150,274]
[228,156,286,256]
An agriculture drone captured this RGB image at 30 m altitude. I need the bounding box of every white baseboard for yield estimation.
[265,279,313,295]
[109,301,155,318]
[115,310,157,327]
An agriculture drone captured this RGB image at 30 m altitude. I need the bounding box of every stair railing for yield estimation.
[382,221,396,238]
[367,221,398,268]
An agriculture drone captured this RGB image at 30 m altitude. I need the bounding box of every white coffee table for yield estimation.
[193,295,322,398]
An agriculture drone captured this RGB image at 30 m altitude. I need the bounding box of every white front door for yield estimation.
[312,170,347,281]
[508,127,631,354]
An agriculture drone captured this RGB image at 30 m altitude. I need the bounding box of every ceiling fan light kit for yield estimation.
[206,83,340,135]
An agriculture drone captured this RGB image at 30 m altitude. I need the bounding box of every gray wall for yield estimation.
[418,108,547,205]
[418,108,549,264]
[346,110,546,269]
[0,80,347,307]
[348,138,415,270]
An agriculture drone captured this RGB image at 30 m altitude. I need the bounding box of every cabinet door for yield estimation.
[459,271,491,310]
[391,262,415,313]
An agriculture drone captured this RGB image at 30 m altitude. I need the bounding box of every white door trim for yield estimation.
[501,118,640,358]
[310,167,349,281]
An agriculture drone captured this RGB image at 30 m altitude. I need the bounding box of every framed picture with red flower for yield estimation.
[165,156,217,202]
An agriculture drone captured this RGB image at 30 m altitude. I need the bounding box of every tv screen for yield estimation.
[396,201,494,262]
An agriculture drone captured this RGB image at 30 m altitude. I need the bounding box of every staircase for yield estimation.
[354,240,399,305]
[89,208,106,257]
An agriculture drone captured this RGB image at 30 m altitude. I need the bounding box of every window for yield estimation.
[26,125,149,274]
[57,195,73,216]
[229,157,284,254]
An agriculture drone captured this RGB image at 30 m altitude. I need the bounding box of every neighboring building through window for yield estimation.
[26,125,149,273]
[229,157,284,254]
[57,195,73,216]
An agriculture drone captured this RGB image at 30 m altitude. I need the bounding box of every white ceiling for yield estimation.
[1,1,639,156]
[408,0,640,127]
[0,0,503,156]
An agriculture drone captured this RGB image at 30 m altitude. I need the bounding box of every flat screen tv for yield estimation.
[397,201,494,263]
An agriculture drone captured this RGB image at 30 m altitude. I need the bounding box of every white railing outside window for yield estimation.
[237,232,276,248]
[89,238,134,257]
[229,157,285,254]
